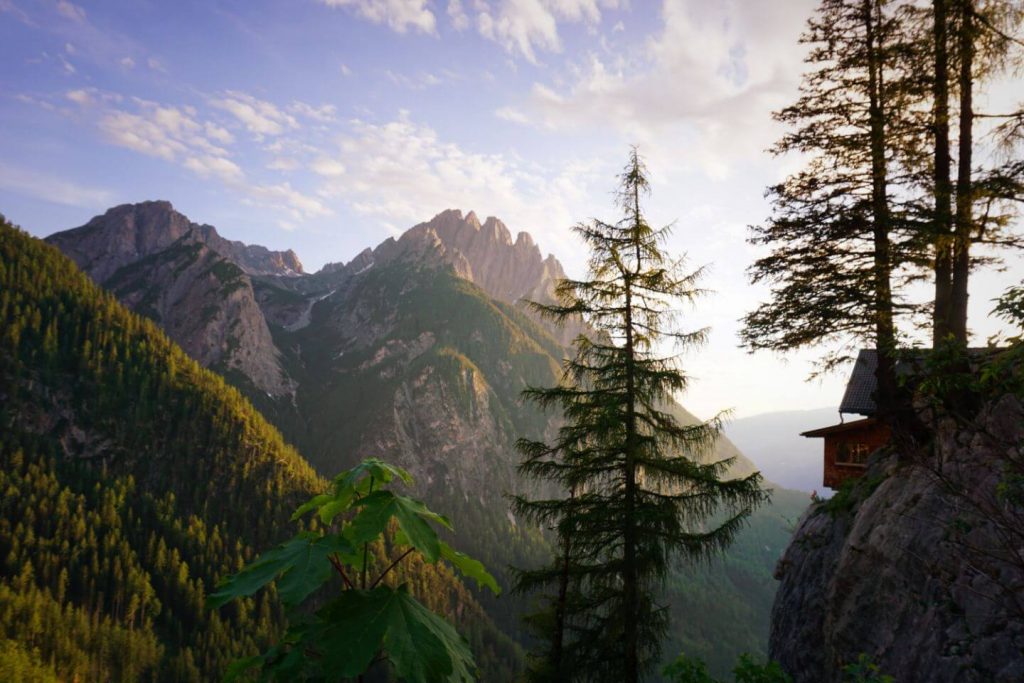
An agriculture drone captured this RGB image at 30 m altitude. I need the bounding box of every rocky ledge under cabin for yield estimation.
[770,394,1024,682]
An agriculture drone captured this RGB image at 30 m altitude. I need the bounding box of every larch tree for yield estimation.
[513,149,768,683]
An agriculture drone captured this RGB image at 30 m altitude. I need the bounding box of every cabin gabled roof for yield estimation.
[838,350,881,416]
[838,347,1000,417]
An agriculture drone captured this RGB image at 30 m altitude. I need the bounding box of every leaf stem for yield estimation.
[329,554,355,589]
[370,548,414,589]
[362,476,374,589]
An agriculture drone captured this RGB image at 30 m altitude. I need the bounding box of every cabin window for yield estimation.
[836,442,870,466]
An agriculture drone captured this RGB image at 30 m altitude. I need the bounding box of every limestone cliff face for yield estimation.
[46,202,301,396]
[104,235,293,396]
[770,396,1024,682]
[316,209,582,344]
[320,209,565,305]
[46,201,303,279]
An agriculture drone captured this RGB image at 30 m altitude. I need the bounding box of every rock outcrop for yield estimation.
[319,209,565,305]
[47,202,298,396]
[104,233,294,396]
[770,395,1024,682]
[316,209,582,344]
[47,200,303,279]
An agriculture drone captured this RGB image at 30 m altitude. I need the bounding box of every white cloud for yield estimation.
[212,91,299,137]
[184,155,244,182]
[289,101,338,123]
[448,0,470,30]
[120,56,135,69]
[146,56,167,73]
[313,111,605,257]
[99,110,188,161]
[473,0,619,62]
[204,121,235,144]
[249,182,332,220]
[65,88,92,105]
[340,63,353,76]
[55,0,85,22]
[268,157,301,171]
[318,0,436,34]
[310,158,346,177]
[495,106,529,124]
[0,162,112,207]
[384,69,443,90]
[65,94,230,166]
[503,0,815,176]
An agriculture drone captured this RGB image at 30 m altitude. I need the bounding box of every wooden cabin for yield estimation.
[803,347,999,489]
[802,350,891,489]
[802,418,891,488]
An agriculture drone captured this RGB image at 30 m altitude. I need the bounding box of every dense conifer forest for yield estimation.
[0,217,521,681]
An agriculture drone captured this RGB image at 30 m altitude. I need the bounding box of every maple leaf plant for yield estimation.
[208,458,499,682]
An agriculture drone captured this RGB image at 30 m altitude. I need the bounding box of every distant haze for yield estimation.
[724,407,840,495]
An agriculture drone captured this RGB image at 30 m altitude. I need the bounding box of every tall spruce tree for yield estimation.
[512,149,768,683]
[742,0,928,417]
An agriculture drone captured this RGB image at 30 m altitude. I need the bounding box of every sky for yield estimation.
[1,0,1021,421]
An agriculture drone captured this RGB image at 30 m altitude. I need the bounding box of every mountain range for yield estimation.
[27,200,810,678]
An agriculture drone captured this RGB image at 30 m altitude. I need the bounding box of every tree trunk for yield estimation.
[551,488,574,679]
[951,0,974,343]
[932,0,955,345]
[865,0,898,416]
[620,181,641,683]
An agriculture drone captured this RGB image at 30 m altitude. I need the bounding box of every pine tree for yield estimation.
[513,149,768,682]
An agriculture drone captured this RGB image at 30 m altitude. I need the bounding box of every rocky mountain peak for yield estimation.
[396,209,562,306]
[46,200,304,281]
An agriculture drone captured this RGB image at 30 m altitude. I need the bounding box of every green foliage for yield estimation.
[993,282,1024,333]
[663,653,716,683]
[662,652,792,683]
[842,653,894,683]
[210,457,499,682]
[820,473,887,519]
[732,654,792,683]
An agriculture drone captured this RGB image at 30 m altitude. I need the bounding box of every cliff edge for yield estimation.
[770,394,1024,682]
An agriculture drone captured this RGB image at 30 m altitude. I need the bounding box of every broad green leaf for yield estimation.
[317,493,355,525]
[316,588,396,677]
[263,643,307,682]
[440,542,500,595]
[276,535,353,606]
[386,585,475,683]
[207,532,353,609]
[347,491,450,562]
[221,655,263,683]
[290,493,331,521]
[390,495,448,562]
[315,586,475,683]
[347,490,400,547]
[333,458,413,493]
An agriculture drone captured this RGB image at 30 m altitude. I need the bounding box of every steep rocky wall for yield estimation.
[770,395,1024,682]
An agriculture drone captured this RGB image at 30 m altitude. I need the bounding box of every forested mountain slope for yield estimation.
[0,217,520,681]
